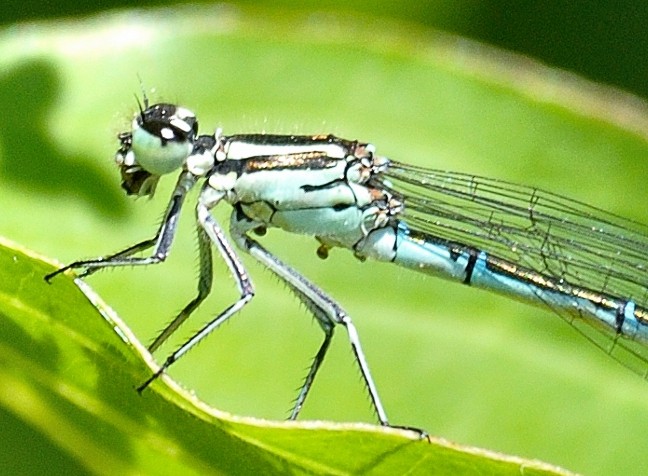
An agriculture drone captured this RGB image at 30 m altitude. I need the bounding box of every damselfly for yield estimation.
[46,100,648,431]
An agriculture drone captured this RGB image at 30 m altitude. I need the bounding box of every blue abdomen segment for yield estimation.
[357,222,648,343]
[356,222,472,280]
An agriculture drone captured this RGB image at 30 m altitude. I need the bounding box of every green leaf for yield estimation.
[1,5,648,474]
[0,237,570,474]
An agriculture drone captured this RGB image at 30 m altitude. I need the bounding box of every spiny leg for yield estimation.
[279,277,337,419]
[138,200,254,392]
[45,172,197,282]
[229,215,390,426]
[289,321,333,420]
[148,224,213,353]
[254,240,388,424]
[44,237,160,282]
[283,266,428,438]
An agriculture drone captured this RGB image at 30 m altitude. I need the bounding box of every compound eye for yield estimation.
[131,103,197,175]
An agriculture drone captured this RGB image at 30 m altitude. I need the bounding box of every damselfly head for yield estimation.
[114,103,198,196]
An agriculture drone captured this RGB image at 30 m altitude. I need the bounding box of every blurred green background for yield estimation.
[1,3,648,476]
[3,1,648,100]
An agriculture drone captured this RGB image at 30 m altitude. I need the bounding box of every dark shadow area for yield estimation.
[0,310,61,374]
[0,0,165,25]
[0,59,127,217]
[0,406,91,476]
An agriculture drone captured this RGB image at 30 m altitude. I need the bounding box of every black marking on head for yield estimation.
[138,103,198,145]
